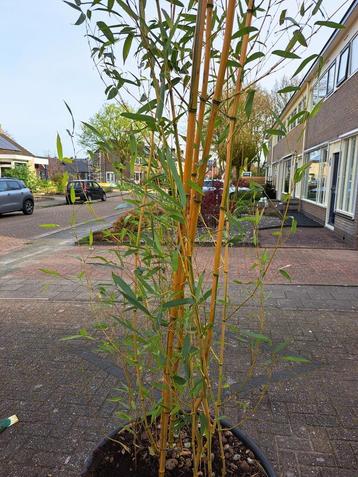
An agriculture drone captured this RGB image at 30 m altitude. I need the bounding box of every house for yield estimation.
[267,0,358,247]
[47,156,91,180]
[0,131,48,178]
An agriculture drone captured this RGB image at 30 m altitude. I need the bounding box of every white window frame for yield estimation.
[350,33,358,75]
[336,135,358,217]
[336,45,350,86]
[302,147,329,207]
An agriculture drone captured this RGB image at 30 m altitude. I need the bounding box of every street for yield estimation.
[0,195,127,255]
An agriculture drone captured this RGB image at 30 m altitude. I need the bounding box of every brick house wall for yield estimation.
[305,73,358,148]
[272,123,305,162]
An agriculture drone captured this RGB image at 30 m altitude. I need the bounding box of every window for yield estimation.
[326,62,336,94]
[337,46,350,85]
[336,136,358,215]
[106,171,115,183]
[303,147,328,205]
[0,181,7,192]
[351,35,358,75]
[282,159,291,194]
[6,180,21,190]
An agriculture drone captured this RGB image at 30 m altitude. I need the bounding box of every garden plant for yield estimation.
[61,0,344,475]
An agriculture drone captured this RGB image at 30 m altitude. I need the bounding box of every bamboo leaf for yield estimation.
[123,34,134,63]
[245,89,256,118]
[312,0,323,15]
[162,297,194,309]
[272,50,301,59]
[245,51,265,64]
[277,86,300,94]
[279,267,292,281]
[315,20,345,29]
[173,375,186,385]
[75,12,86,25]
[292,54,319,78]
[39,223,60,229]
[39,268,61,277]
[241,330,272,345]
[279,9,286,25]
[294,29,307,47]
[97,21,115,42]
[282,355,310,363]
[56,133,63,160]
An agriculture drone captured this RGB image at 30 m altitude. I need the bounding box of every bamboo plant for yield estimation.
[63,0,342,475]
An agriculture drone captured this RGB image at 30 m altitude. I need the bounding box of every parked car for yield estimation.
[0,177,34,215]
[202,179,249,196]
[66,180,107,204]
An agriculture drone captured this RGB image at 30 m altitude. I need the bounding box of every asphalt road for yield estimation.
[0,195,127,241]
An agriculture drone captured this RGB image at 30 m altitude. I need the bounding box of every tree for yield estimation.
[271,75,301,116]
[78,104,145,177]
[215,87,274,179]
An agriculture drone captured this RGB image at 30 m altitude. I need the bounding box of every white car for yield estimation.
[202,179,248,195]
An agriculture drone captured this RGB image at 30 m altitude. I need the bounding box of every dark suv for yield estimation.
[0,178,34,215]
[66,180,107,204]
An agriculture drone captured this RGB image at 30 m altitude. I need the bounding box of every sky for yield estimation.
[0,0,349,157]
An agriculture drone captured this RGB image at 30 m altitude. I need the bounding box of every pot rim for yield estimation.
[82,418,277,477]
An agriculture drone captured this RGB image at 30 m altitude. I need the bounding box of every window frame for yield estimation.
[326,61,336,95]
[350,33,358,76]
[336,135,358,217]
[336,45,350,86]
[302,147,328,206]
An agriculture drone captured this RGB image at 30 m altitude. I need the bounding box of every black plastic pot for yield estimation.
[82,419,277,477]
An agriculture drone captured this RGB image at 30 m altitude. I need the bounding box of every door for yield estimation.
[0,181,11,213]
[90,182,102,200]
[328,152,340,226]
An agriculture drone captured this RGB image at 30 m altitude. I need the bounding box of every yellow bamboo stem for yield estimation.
[158,2,207,475]
[203,0,255,363]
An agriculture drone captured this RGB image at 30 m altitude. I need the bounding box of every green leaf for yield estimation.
[294,29,307,47]
[171,250,179,272]
[70,184,76,204]
[245,89,255,118]
[245,51,265,64]
[279,267,292,281]
[121,112,156,130]
[315,20,345,30]
[89,230,93,247]
[272,50,301,59]
[232,26,258,39]
[107,87,118,100]
[310,99,323,119]
[199,413,209,435]
[312,0,323,15]
[165,149,186,208]
[75,12,86,25]
[282,355,310,363]
[38,223,60,229]
[173,375,186,385]
[292,54,319,78]
[123,34,134,63]
[56,133,63,161]
[97,21,115,42]
[186,179,203,195]
[63,1,82,12]
[162,297,194,309]
[290,218,297,234]
[277,86,300,94]
[265,128,286,136]
[39,268,61,277]
[241,330,272,345]
[279,9,286,25]
[294,161,311,183]
[112,273,135,298]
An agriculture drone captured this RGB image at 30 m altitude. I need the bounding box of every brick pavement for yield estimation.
[1,243,357,287]
[0,298,357,476]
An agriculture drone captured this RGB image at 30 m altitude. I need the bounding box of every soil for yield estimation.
[82,421,267,477]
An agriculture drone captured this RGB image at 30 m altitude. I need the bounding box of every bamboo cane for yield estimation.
[203,0,255,361]
[158,2,207,475]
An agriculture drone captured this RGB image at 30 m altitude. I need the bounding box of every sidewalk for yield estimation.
[0,291,357,477]
[0,242,357,476]
[34,191,125,208]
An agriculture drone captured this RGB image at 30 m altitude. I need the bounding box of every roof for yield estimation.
[0,132,34,156]
[279,0,358,118]
[64,158,91,174]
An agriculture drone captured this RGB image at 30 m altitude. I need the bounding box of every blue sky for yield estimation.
[0,0,346,157]
[0,0,105,156]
